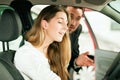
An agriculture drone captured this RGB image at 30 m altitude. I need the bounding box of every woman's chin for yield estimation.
[55,38,63,42]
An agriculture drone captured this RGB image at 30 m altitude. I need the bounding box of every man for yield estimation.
[66,6,94,73]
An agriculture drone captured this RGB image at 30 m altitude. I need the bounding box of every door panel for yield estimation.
[95,49,120,80]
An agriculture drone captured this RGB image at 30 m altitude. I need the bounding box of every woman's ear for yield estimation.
[41,20,48,29]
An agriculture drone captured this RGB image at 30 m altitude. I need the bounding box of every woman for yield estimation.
[14,5,71,80]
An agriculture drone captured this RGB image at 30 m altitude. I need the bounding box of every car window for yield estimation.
[79,17,95,55]
[84,10,120,52]
[109,0,120,13]
[31,5,49,20]
[0,36,23,52]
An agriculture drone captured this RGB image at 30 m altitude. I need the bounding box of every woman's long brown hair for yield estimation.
[25,5,71,80]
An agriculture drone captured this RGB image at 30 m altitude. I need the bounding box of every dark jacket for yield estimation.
[68,24,82,72]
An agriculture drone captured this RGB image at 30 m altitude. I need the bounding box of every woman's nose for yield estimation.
[64,25,68,31]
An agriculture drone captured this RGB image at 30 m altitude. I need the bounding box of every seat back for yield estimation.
[0,5,24,80]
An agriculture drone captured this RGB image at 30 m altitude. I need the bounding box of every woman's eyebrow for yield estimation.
[57,17,68,22]
[57,17,64,20]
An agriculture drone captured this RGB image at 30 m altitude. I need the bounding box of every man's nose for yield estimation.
[71,19,76,25]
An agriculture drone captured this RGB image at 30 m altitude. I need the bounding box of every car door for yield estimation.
[82,1,120,79]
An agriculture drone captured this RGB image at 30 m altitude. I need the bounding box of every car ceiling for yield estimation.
[0,0,113,11]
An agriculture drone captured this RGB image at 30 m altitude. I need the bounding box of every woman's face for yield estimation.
[45,12,68,42]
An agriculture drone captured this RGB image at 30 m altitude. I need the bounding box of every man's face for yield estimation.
[66,6,83,33]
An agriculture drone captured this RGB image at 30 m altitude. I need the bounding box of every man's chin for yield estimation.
[69,29,74,33]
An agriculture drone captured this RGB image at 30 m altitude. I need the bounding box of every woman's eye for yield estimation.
[76,17,81,21]
[58,21,62,24]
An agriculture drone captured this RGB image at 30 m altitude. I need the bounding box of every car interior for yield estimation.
[0,0,120,80]
[0,5,24,80]
[103,52,120,80]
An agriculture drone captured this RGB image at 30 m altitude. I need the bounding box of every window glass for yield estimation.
[79,17,95,55]
[84,11,120,52]
[31,5,49,20]
[109,0,120,12]
[0,36,23,52]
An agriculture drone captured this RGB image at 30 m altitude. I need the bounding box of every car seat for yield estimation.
[10,0,33,47]
[0,5,24,80]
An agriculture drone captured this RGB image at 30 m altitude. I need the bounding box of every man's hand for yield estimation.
[75,51,94,66]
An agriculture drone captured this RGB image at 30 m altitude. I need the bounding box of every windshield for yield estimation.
[109,0,120,12]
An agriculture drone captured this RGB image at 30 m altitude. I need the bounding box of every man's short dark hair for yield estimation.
[62,5,84,12]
